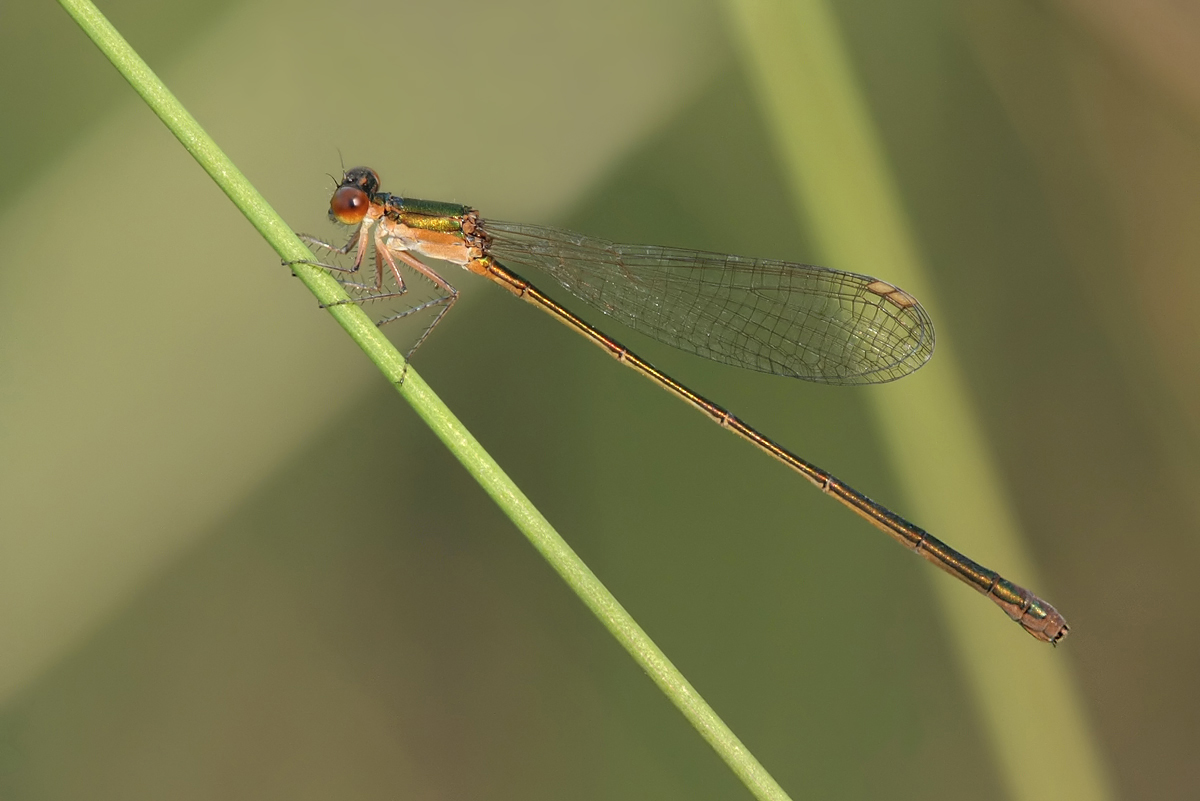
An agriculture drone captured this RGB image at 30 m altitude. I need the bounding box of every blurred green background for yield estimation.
[2,0,1197,798]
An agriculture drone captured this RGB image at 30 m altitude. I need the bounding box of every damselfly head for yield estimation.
[329,166,380,225]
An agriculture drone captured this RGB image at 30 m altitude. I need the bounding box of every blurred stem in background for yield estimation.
[722,2,1113,799]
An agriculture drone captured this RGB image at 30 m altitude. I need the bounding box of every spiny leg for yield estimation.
[296,226,365,261]
[321,233,408,306]
[387,290,458,382]
[288,226,407,306]
[286,226,460,382]
[376,236,460,383]
[289,228,367,278]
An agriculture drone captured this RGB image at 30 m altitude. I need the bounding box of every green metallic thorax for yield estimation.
[378,192,470,233]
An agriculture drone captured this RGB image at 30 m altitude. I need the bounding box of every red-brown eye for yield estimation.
[330,186,369,224]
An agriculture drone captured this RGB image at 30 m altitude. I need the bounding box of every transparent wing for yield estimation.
[484,221,935,385]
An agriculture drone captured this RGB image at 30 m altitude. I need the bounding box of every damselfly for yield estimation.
[294,166,1068,644]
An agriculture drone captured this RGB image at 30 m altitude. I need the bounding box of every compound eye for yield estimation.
[330,185,369,224]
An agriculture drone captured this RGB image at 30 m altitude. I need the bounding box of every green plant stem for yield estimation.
[56,1,791,798]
